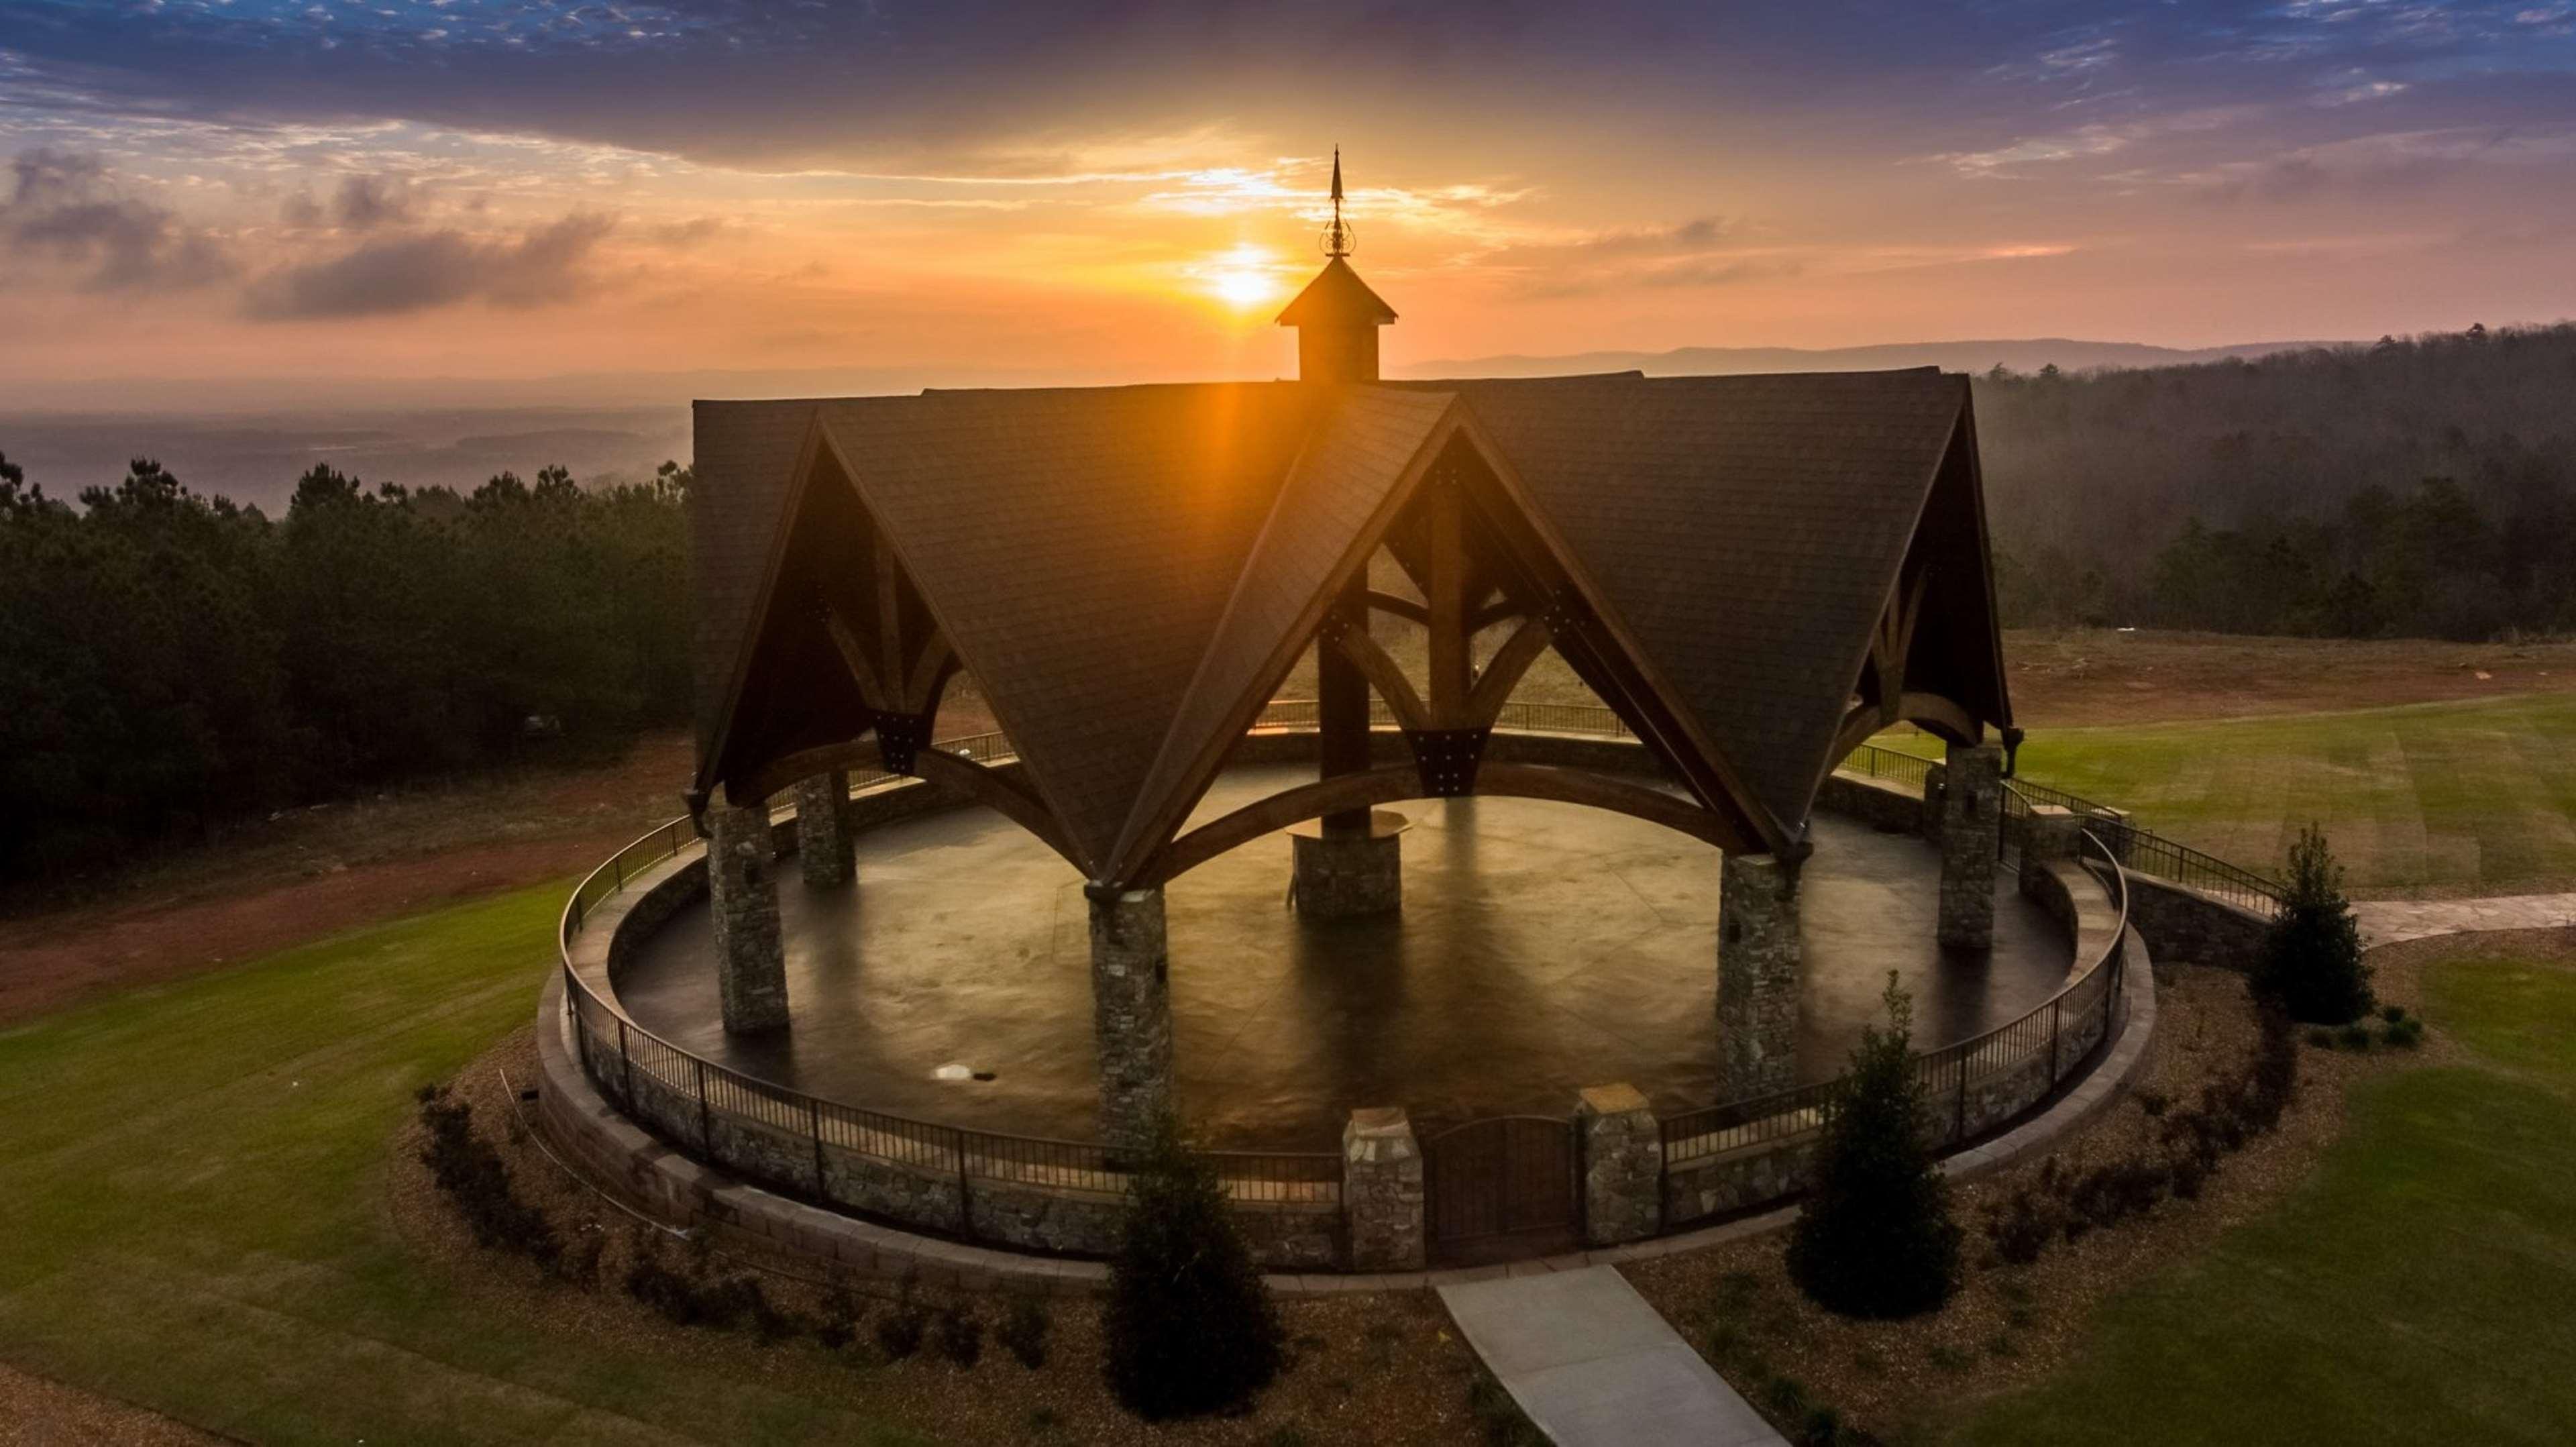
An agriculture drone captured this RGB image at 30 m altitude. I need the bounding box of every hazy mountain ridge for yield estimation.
[1,335,2349,511]
[1398,337,2345,380]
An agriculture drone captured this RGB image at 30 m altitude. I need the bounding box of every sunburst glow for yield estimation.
[1195,244,1285,310]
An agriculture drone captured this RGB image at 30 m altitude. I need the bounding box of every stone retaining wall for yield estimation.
[550,726,2143,1274]
[2123,873,2273,967]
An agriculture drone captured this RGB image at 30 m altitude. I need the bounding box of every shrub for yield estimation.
[2337,1022,2373,1051]
[2384,1017,2424,1049]
[1102,1114,1285,1419]
[2133,1087,2169,1118]
[875,1275,929,1360]
[814,1267,863,1352]
[414,1084,566,1278]
[2255,826,2373,1024]
[1985,1185,2059,1266]
[1762,1373,1809,1419]
[622,1229,712,1327]
[2305,1026,2335,1049]
[1466,1370,1546,1446]
[2380,1004,2408,1024]
[1801,1405,1845,1446]
[934,1301,983,1367]
[1788,974,1962,1319]
[997,1291,1051,1369]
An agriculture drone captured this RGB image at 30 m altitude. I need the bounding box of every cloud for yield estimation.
[245,211,616,319]
[335,175,415,231]
[1,147,235,292]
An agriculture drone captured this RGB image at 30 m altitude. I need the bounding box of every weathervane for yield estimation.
[1320,146,1356,259]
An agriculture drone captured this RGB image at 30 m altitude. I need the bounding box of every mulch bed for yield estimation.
[390,1030,1519,1446]
[1624,955,2450,1442]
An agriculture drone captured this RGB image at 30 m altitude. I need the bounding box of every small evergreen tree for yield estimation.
[1102,1114,1283,1419]
[1787,973,1961,1319]
[2256,824,2372,1024]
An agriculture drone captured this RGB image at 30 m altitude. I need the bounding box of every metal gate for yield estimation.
[1423,1115,1579,1265]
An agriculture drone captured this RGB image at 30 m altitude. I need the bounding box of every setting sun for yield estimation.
[1195,244,1285,311]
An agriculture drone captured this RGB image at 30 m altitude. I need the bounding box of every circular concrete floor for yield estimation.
[614,765,2072,1149]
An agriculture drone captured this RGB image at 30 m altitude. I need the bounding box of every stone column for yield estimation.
[793,769,855,888]
[1574,1084,1662,1248]
[2019,803,2081,899]
[706,800,788,1034]
[2086,806,2135,865]
[1717,852,1802,1101]
[1087,886,1174,1159]
[1342,1106,1426,1270]
[1937,740,2004,951]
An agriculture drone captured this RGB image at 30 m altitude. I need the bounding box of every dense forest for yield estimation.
[5,321,2572,884]
[1980,322,2576,636]
[0,453,691,880]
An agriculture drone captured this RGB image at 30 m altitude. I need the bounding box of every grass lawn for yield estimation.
[2005,690,2576,897]
[1949,941,2576,1445]
[0,883,924,1446]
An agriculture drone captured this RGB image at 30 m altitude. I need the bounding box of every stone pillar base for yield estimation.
[1576,1083,1662,1247]
[1087,886,1174,1159]
[1717,852,1802,1101]
[2019,803,2082,900]
[706,800,788,1034]
[1342,1106,1426,1270]
[793,770,855,889]
[1937,740,2004,951]
[1288,810,1408,919]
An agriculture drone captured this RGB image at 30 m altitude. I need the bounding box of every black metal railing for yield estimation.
[558,696,2249,1249]
[1846,737,2285,916]
[1658,826,2133,1183]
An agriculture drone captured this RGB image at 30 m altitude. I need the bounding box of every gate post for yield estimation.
[1342,1107,1426,1271]
[1574,1084,1662,1248]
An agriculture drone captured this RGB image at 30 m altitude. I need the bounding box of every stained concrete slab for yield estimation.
[1440,1266,1785,1447]
[615,764,2069,1148]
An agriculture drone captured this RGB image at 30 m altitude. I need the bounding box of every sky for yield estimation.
[2,0,2573,399]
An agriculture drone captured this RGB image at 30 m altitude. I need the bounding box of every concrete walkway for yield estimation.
[2354,893,2576,948]
[1440,1267,1787,1447]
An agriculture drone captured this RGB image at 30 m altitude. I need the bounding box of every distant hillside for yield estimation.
[1399,337,2339,380]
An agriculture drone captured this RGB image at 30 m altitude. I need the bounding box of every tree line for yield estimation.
[0,453,692,881]
[1981,321,2576,637]
[6,319,2570,883]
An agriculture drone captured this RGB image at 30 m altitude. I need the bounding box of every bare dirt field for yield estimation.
[2002,628,2576,726]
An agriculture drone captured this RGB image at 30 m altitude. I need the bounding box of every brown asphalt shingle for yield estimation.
[692,368,1988,876]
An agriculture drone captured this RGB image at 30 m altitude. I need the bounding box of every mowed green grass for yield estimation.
[0,885,923,1446]
[1951,947,2576,1446]
[2008,690,2576,896]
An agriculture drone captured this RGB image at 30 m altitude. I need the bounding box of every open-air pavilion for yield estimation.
[672,233,2025,1172]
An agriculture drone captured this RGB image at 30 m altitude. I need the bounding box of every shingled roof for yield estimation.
[690,368,2010,882]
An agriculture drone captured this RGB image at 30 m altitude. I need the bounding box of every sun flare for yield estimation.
[1194,244,1284,311]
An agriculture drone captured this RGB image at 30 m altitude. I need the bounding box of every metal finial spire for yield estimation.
[1321,146,1355,259]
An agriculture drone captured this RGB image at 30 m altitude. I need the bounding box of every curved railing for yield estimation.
[1657,822,2131,1186]
[555,700,2247,1248]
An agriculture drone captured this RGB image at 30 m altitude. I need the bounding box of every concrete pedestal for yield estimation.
[1288,809,1409,918]
[793,770,855,888]
[706,801,789,1034]
[1086,886,1175,1158]
[1937,741,2004,951]
[1716,853,1802,1101]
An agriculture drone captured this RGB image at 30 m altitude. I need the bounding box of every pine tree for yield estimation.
[1102,1114,1284,1419]
[1787,973,1962,1318]
[2256,824,2372,1024]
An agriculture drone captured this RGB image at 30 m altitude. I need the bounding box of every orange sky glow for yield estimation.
[2,2,2572,401]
